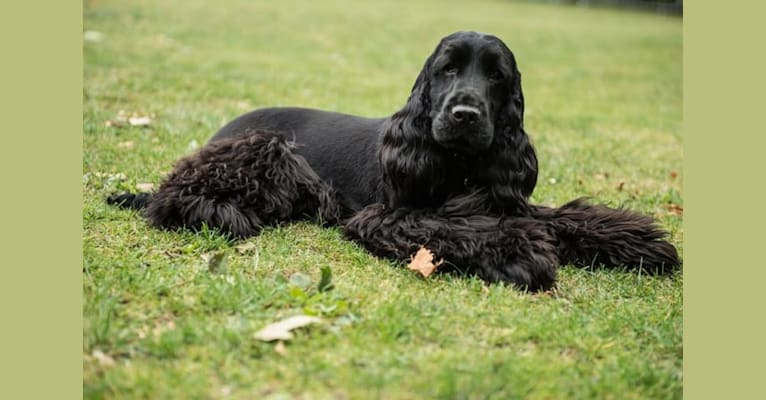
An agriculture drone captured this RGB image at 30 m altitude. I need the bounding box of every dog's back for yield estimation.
[214,107,387,211]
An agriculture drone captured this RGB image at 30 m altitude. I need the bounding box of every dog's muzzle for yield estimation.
[432,92,493,152]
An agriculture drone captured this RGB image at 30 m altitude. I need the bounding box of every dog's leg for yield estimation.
[344,193,558,291]
[108,130,340,239]
[531,199,681,274]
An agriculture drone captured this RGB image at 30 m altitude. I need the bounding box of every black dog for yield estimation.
[108,31,680,291]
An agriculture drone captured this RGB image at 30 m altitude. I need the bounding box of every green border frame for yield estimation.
[0,1,83,398]
[4,1,764,397]
[684,1,764,398]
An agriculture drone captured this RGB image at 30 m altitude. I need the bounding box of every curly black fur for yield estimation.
[344,191,558,291]
[107,31,680,291]
[110,131,341,238]
[378,32,537,215]
[531,200,679,274]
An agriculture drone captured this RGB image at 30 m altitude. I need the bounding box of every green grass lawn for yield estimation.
[83,0,682,398]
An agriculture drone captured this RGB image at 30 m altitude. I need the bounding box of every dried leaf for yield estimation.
[128,116,152,126]
[84,30,105,42]
[136,182,155,191]
[254,315,323,341]
[666,204,684,216]
[595,172,609,181]
[407,247,443,278]
[289,272,312,289]
[105,111,153,128]
[105,119,126,127]
[670,170,679,180]
[234,241,257,254]
[92,350,115,367]
[616,181,625,191]
[117,141,135,149]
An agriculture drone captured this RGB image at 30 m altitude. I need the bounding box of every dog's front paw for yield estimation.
[475,254,557,292]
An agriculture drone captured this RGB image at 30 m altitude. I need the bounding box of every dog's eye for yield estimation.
[443,64,458,75]
[488,69,504,81]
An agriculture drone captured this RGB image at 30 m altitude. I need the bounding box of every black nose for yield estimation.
[451,105,480,124]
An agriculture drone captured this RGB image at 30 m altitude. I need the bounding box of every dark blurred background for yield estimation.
[528,0,682,15]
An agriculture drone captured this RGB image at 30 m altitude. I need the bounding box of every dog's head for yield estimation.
[382,32,536,211]
[406,31,525,153]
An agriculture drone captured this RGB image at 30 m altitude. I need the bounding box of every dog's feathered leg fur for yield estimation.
[343,191,559,291]
[109,130,341,238]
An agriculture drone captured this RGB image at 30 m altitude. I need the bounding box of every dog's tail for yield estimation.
[106,192,152,210]
[531,198,681,274]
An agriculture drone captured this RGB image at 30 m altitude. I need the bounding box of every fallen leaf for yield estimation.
[104,172,127,187]
[136,325,149,339]
[407,247,443,278]
[595,172,609,181]
[289,272,312,289]
[117,141,135,149]
[187,139,200,151]
[92,350,115,367]
[616,181,625,191]
[128,116,152,126]
[254,315,323,341]
[665,204,683,216]
[136,182,155,191]
[234,241,257,254]
[84,30,104,42]
[105,111,153,128]
[105,119,126,128]
[670,170,679,180]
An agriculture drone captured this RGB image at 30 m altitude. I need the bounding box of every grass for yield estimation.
[83,0,682,398]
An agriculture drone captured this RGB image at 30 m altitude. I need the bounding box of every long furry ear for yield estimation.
[379,43,446,208]
[480,55,538,216]
[510,68,525,128]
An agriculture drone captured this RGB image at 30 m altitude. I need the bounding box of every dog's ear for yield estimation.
[482,127,538,215]
[479,51,538,215]
[399,45,440,131]
[379,41,446,208]
[510,67,525,129]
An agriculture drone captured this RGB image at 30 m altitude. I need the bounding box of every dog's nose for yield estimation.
[451,105,481,124]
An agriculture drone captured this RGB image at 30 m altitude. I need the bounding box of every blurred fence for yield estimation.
[529,0,682,15]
